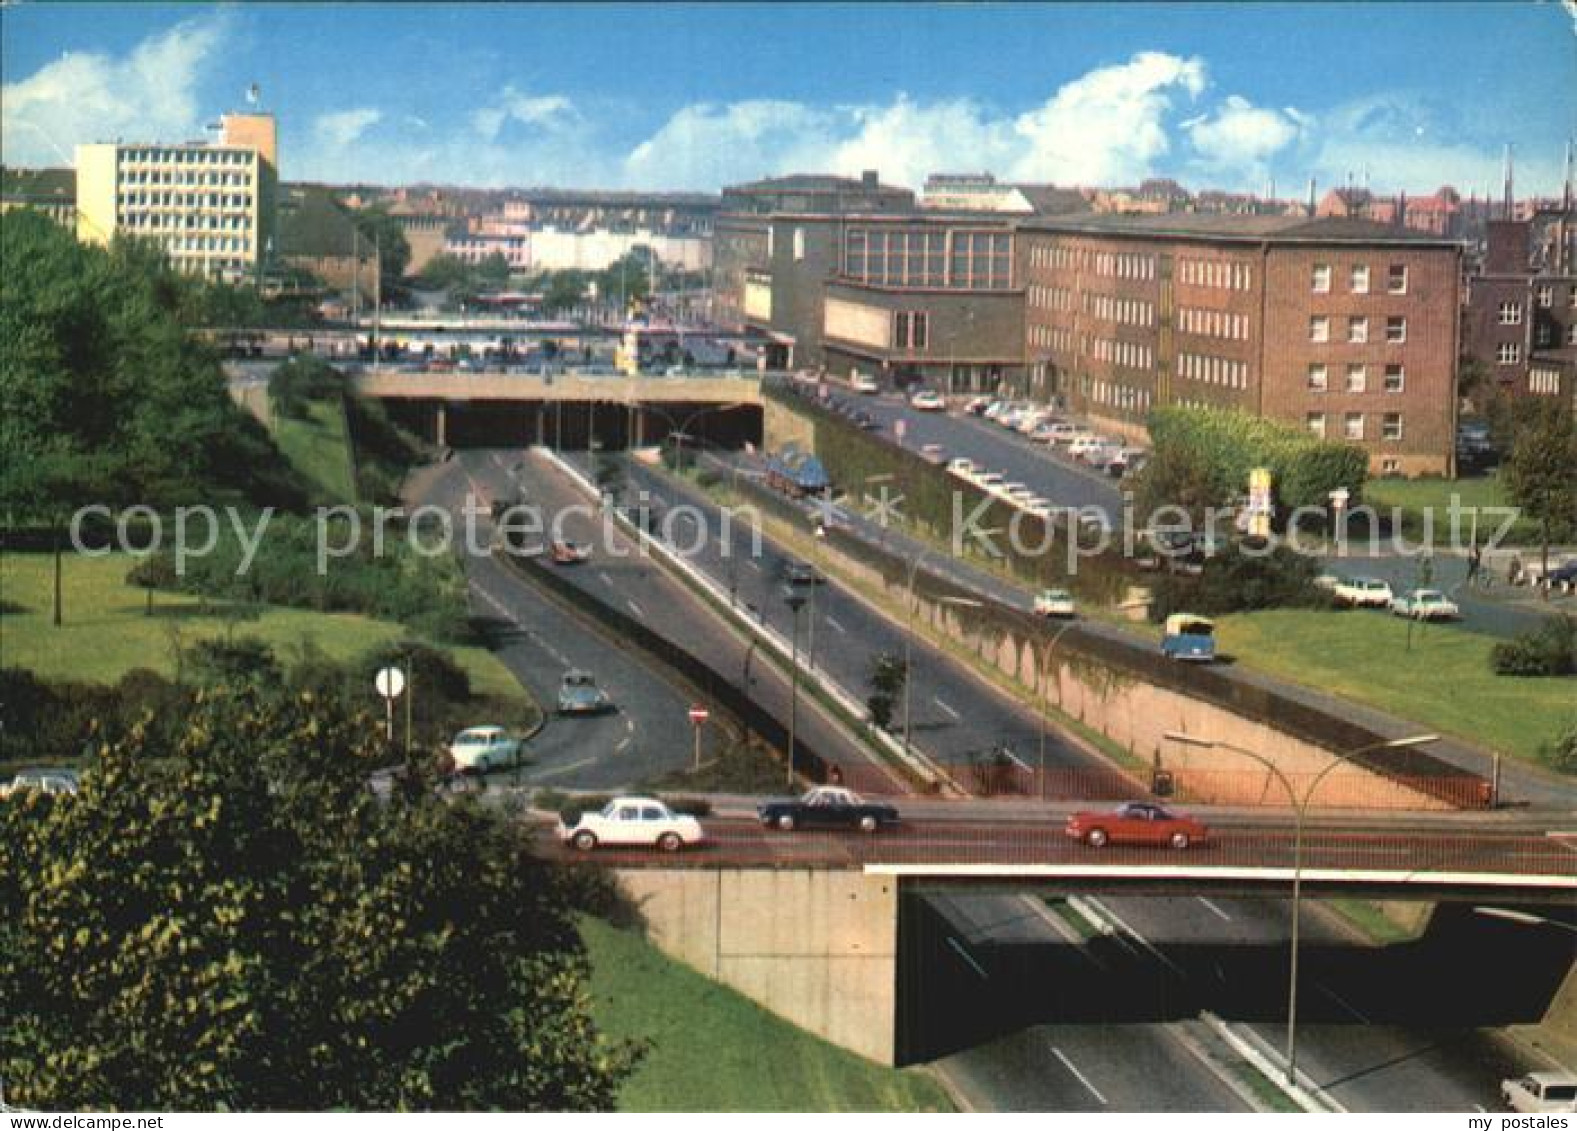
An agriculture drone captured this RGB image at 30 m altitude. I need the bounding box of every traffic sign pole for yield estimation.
[687,705,709,770]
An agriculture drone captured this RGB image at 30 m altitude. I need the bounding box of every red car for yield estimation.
[550,540,590,564]
[1065,802,1208,850]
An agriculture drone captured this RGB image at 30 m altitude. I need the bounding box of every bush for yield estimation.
[268,356,345,419]
[358,639,472,705]
[1540,722,1577,775]
[1149,541,1325,621]
[186,636,283,687]
[1490,616,1577,677]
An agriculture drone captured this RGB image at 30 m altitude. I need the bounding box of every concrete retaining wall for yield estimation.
[616,867,900,1064]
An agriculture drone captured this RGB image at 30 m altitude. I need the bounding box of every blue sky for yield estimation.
[3,3,1573,195]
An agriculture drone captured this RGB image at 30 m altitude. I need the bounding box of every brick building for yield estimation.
[1020,213,1462,475]
[1462,213,1577,402]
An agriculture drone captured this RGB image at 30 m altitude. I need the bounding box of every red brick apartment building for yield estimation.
[1462,215,1577,406]
[1020,214,1462,475]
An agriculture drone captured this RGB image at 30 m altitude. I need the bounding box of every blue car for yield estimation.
[1161,614,1216,662]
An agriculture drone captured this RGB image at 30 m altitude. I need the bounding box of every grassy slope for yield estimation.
[271,399,357,504]
[580,917,951,1112]
[0,552,523,703]
[1212,608,1573,768]
[1364,472,1535,544]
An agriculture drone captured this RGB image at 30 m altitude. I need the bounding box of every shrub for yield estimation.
[1540,722,1577,775]
[186,636,282,687]
[1149,541,1325,621]
[1490,616,1577,677]
[268,355,345,419]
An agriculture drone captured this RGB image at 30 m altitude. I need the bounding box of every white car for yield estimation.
[1335,577,1394,608]
[1002,481,1033,500]
[1,768,80,800]
[1389,588,1461,620]
[1041,422,1082,444]
[1068,435,1111,460]
[850,371,880,394]
[909,389,946,411]
[1501,1073,1577,1113]
[919,442,947,463]
[977,472,1006,490]
[1034,588,1077,618]
[946,457,980,478]
[558,797,705,852]
[448,726,522,773]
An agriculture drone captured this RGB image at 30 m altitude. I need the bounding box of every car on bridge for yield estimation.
[1065,802,1209,850]
[757,786,900,833]
[559,797,705,852]
[550,540,590,564]
[557,670,613,715]
[783,559,824,585]
[1033,588,1076,618]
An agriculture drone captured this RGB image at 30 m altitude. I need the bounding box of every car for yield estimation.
[1,768,80,800]
[447,726,522,774]
[1313,571,1344,592]
[557,670,613,715]
[1040,422,1081,444]
[1029,421,1061,442]
[550,540,590,564]
[850,371,880,394]
[757,786,899,832]
[977,472,1006,490]
[946,457,980,478]
[1068,435,1111,460]
[1161,613,1216,662]
[964,396,993,415]
[1023,499,1055,520]
[559,796,705,852]
[909,389,946,411]
[1389,588,1460,620]
[1002,481,1033,501]
[919,443,947,463]
[1056,429,1097,450]
[1083,443,1125,469]
[850,411,882,430]
[1015,411,1053,435]
[1334,576,1394,608]
[783,559,823,585]
[1066,801,1209,850]
[1033,588,1077,618]
[1501,1073,1577,1113]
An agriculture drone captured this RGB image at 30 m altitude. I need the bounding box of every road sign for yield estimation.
[688,705,710,725]
[894,418,907,444]
[375,666,406,700]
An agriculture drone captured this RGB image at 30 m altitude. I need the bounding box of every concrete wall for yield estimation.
[616,868,900,1064]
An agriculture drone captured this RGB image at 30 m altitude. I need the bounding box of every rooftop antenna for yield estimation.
[1502,144,1515,220]
[245,83,262,112]
[1563,137,1573,212]
[1307,177,1316,215]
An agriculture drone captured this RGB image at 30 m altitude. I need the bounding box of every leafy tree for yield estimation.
[541,271,589,314]
[0,686,635,1110]
[866,651,907,731]
[351,205,412,291]
[417,253,474,292]
[476,251,512,287]
[1500,400,1577,598]
[268,355,346,420]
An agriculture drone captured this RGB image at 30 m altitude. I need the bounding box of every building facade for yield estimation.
[1462,215,1577,399]
[0,167,77,227]
[1020,214,1461,474]
[75,113,278,282]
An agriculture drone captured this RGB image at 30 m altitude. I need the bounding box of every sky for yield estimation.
[3,2,1574,197]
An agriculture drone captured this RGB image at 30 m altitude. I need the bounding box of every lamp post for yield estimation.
[784,589,807,787]
[1035,618,1081,797]
[1161,730,1439,1087]
[900,549,931,760]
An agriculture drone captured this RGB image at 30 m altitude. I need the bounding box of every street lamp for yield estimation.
[784,589,807,787]
[1035,618,1082,797]
[1161,730,1439,1088]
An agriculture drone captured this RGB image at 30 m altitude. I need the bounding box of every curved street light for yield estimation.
[1162,729,1439,1088]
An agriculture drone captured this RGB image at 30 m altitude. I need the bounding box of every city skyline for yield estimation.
[2,2,1574,196]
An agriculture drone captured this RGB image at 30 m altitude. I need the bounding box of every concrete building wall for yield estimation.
[616,868,901,1064]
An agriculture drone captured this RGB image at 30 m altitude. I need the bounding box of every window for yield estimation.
[892,310,928,350]
[1496,342,1521,364]
[793,227,805,262]
[1311,263,1331,293]
[1350,265,1370,294]
[1498,301,1523,325]
[1381,457,1400,474]
[1382,413,1403,441]
[1385,316,1407,344]
[1348,316,1369,344]
[1307,363,1328,392]
[1344,412,1365,440]
[1306,412,1326,438]
[1537,284,1553,308]
[1383,363,1405,393]
[1569,324,1577,346]
[1387,264,1408,294]
[1346,364,1367,393]
[1309,316,1330,343]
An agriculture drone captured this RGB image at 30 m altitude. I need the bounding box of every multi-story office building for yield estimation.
[1020,213,1462,474]
[75,112,278,282]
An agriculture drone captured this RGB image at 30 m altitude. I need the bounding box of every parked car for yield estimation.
[919,443,947,463]
[1389,588,1460,620]
[1066,801,1209,850]
[757,786,899,832]
[981,400,1007,421]
[946,457,980,478]
[910,389,946,411]
[1033,588,1076,618]
[1501,1073,1577,1113]
[447,726,522,774]
[1002,481,1033,501]
[1,768,80,800]
[559,797,704,852]
[1068,435,1111,461]
[850,371,880,394]
[784,559,823,585]
[550,540,590,564]
[964,396,993,415]
[1334,576,1394,608]
[1041,422,1081,444]
[557,670,613,715]
[1161,613,1216,662]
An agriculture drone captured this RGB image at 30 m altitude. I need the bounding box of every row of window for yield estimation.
[118,147,254,166]
[158,236,254,255]
[1310,314,1407,344]
[1028,244,1157,280]
[1307,363,1407,393]
[1028,323,1074,353]
[118,169,254,188]
[1090,337,1155,371]
[1533,283,1577,309]
[1080,376,1154,413]
[1083,292,1155,327]
[1178,257,1253,291]
[116,212,252,233]
[117,192,254,210]
[1026,283,1076,312]
[893,311,930,350]
[1312,262,1407,295]
[1178,307,1250,341]
[843,229,1013,290]
[1529,369,1565,395]
[1178,352,1249,389]
[1308,411,1404,442]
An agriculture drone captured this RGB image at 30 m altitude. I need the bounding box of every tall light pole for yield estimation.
[1162,730,1440,1088]
[1035,618,1081,797]
[784,589,807,787]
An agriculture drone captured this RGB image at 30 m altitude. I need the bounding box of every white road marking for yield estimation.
[1317,982,1371,1023]
[533,756,597,780]
[627,599,645,619]
[615,737,632,754]
[934,697,962,721]
[1050,1046,1107,1106]
[945,936,988,979]
[745,558,763,572]
[472,585,518,625]
[825,615,847,634]
[1197,896,1233,922]
[597,570,615,587]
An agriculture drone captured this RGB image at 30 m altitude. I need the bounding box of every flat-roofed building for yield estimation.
[1020,213,1462,475]
[0,167,77,227]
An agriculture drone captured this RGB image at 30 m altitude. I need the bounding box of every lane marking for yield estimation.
[597,570,615,587]
[1317,982,1371,1024]
[945,936,988,980]
[532,756,597,780]
[825,614,848,634]
[1197,896,1233,922]
[627,599,645,619]
[1050,1046,1107,1106]
[615,737,632,754]
[934,697,962,721]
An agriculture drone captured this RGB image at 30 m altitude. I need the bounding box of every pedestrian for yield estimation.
[1509,554,1524,587]
[1466,542,1482,588]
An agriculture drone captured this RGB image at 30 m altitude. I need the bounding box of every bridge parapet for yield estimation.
[353,369,762,405]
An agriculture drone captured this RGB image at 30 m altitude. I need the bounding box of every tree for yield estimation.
[0,686,636,1110]
[866,651,907,731]
[1500,400,1577,599]
[541,271,589,314]
[351,205,412,292]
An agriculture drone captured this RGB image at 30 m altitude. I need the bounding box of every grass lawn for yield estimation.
[1364,472,1535,545]
[272,399,357,503]
[0,551,524,704]
[580,917,952,1112]
[1213,608,1573,770]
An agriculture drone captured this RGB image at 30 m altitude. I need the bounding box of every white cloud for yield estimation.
[625,100,843,188]
[471,85,576,141]
[314,108,383,150]
[2,13,228,166]
[829,96,1018,188]
[1184,95,1307,184]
